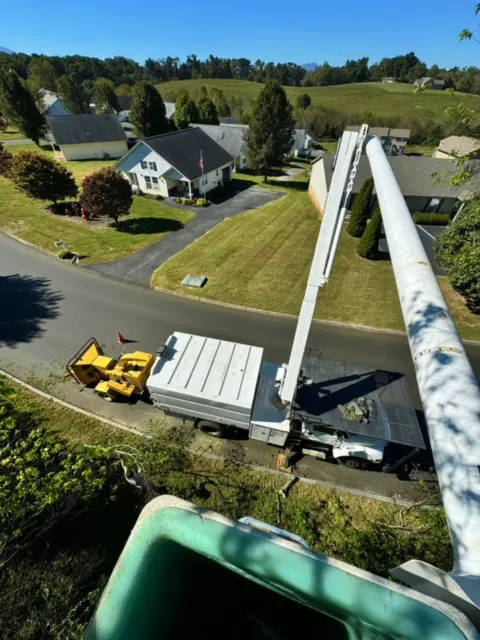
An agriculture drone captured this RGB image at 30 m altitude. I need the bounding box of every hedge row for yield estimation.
[412,212,450,226]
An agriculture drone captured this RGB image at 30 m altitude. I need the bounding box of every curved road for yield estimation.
[1,233,479,501]
[1,233,479,402]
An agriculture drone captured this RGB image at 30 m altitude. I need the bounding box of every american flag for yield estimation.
[199,151,204,170]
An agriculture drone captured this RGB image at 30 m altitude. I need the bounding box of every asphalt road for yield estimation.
[1,233,479,403]
[1,233,479,501]
[88,186,283,285]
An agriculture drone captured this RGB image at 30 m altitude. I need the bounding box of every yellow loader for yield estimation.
[67,337,155,401]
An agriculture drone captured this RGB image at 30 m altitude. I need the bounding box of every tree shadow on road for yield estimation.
[116,217,185,235]
[0,274,63,348]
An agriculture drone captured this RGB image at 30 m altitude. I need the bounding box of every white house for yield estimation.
[39,89,68,117]
[194,123,315,170]
[46,114,128,161]
[115,127,234,198]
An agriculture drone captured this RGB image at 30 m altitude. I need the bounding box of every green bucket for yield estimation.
[85,496,477,640]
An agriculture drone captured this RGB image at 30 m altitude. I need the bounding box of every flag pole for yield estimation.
[200,150,205,199]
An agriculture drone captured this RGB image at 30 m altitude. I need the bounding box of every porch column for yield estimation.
[188,181,192,197]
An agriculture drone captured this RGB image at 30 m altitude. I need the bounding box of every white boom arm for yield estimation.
[282,128,480,623]
[280,129,364,405]
[365,137,480,623]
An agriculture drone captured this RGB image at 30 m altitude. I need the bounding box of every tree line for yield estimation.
[2,50,480,94]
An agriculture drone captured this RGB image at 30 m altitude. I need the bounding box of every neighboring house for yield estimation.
[382,77,396,83]
[346,126,411,155]
[115,127,234,198]
[194,123,248,170]
[165,102,176,121]
[414,77,445,90]
[196,123,316,170]
[120,121,135,141]
[433,135,480,160]
[309,152,480,215]
[39,89,68,117]
[46,114,128,161]
[219,116,240,125]
[117,95,133,118]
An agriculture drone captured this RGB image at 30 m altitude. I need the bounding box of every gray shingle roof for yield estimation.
[436,135,480,158]
[193,123,246,159]
[323,153,480,199]
[143,127,233,181]
[46,114,127,145]
[219,116,240,125]
[346,125,411,138]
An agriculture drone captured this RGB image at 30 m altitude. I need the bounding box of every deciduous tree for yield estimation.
[93,77,119,113]
[346,177,374,237]
[0,69,45,144]
[81,167,132,225]
[130,81,169,137]
[174,91,200,129]
[9,151,77,203]
[244,80,295,182]
[435,202,480,311]
[27,57,57,92]
[357,208,382,259]
[57,73,90,114]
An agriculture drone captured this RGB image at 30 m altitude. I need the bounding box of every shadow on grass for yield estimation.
[0,274,63,347]
[117,217,185,235]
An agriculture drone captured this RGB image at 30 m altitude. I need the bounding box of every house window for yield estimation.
[216,169,219,176]
[128,172,139,186]
[144,175,152,189]
[141,161,148,169]
[151,176,159,190]
[149,161,157,171]
[425,197,442,213]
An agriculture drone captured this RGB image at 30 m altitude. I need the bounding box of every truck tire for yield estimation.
[338,456,371,471]
[198,421,225,438]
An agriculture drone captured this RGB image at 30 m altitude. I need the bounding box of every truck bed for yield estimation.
[294,355,425,449]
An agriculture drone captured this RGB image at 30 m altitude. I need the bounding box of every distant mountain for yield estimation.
[301,63,318,72]
[0,46,14,54]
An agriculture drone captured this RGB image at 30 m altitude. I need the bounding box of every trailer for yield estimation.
[146,331,425,471]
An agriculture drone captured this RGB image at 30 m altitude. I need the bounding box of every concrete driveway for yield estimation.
[379,224,446,275]
[88,185,284,286]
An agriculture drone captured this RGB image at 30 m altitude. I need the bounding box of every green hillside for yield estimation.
[156,79,480,121]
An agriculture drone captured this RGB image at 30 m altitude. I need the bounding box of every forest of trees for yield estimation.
[1,50,480,94]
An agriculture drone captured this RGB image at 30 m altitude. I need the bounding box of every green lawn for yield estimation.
[0,126,25,142]
[152,175,480,341]
[0,145,195,263]
[157,79,480,122]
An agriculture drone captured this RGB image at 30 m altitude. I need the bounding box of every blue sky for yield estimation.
[1,0,478,69]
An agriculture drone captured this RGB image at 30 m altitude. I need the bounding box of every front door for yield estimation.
[222,166,231,183]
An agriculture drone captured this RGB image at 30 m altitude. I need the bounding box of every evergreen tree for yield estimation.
[57,74,90,114]
[0,69,45,144]
[93,78,119,113]
[27,57,57,92]
[357,208,382,260]
[210,87,231,117]
[174,91,200,129]
[346,177,374,237]
[130,81,169,138]
[197,95,219,124]
[244,80,295,182]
